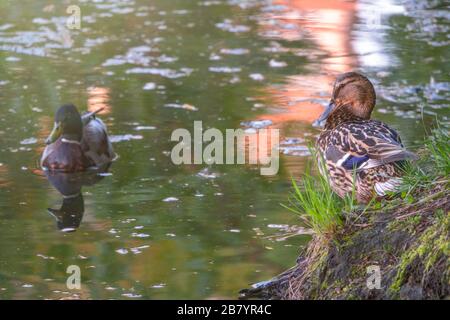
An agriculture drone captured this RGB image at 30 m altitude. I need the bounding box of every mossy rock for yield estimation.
[240,185,449,300]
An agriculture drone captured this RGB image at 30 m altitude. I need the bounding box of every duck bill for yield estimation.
[45,122,62,145]
[313,102,335,127]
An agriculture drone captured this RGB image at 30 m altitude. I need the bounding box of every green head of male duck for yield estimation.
[315,72,376,128]
[45,104,83,145]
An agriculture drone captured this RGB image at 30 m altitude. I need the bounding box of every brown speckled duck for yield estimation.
[40,104,115,172]
[315,72,417,204]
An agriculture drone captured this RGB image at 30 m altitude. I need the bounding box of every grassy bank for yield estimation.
[241,127,449,300]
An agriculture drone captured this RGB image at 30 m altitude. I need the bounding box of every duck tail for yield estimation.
[81,107,105,125]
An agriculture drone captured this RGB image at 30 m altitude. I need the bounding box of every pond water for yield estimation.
[0,0,448,299]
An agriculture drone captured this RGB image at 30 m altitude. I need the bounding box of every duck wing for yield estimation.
[324,120,417,172]
[81,116,115,166]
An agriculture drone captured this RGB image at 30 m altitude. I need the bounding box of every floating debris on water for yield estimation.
[249,73,264,81]
[97,172,112,177]
[126,67,193,79]
[281,137,305,145]
[36,254,55,260]
[102,45,153,67]
[215,19,250,33]
[269,59,287,68]
[199,1,222,7]
[219,48,249,55]
[267,224,289,229]
[0,23,14,31]
[280,145,310,157]
[131,233,150,238]
[134,125,156,131]
[197,168,219,179]
[6,56,20,62]
[209,53,222,61]
[143,82,156,90]
[115,248,128,255]
[164,103,198,111]
[241,119,272,129]
[393,108,418,119]
[130,245,150,254]
[173,9,189,15]
[111,7,134,15]
[105,286,117,291]
[229,75,241,84]
[109,134,143,143]
[121,293,142,298]
[378,78,450,107]
[253,227,264,236]
[209,66,242,73]
[279,137,310,156]
[20,137,37,145]
[163,197,179,202]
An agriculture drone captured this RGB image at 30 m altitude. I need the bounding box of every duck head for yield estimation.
[45,104,83,145]
[315,72,376,128]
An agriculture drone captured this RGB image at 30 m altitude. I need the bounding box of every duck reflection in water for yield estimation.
[45,164,111,232]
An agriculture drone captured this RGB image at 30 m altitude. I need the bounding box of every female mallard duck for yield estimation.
[315,72,416,204]
[41,104,115,172]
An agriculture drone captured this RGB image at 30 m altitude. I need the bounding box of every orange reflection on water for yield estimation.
[237,128,278,167]
[0,163,10,188]
[87,86,111,114]
[245,0,360,176]
[33,115,53,162]
[262,76,330,126]
[256,0,357,127]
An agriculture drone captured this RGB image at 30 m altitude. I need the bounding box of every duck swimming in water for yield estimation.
[315,72,416,204]
[41,104,115,172]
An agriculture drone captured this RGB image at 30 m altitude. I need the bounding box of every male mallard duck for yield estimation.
[315,72,416,203]
[41,104,115,172]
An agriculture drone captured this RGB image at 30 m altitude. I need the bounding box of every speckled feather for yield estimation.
[315,73,416,203]
[316,120,408,203]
